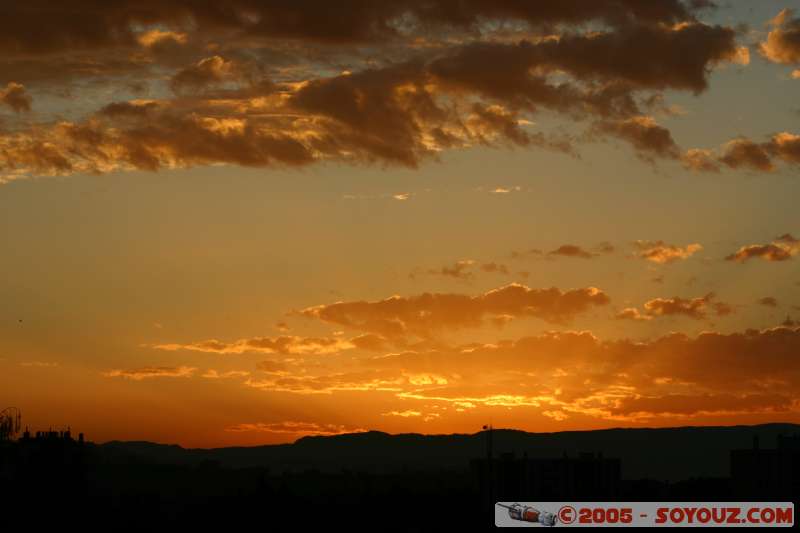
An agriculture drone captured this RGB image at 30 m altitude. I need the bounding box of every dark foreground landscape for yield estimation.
[2,423,798,529]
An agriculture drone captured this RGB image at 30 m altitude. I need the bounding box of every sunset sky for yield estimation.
[2,1,800,447]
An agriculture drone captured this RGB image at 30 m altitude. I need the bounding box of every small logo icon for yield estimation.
[497,503,558,527]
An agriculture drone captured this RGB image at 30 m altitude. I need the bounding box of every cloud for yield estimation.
[682,148,720,172]
[0,1,701,59]
[514,243,613,261]
[152,334,374,355]
[511,248,544,259]
[632,240,702,264]
[225,421,365,436]
[0,1,749,182]
[382,410,422,417]
[239,325,800,421]
[419,259,511,280]
[548,244,595,259]
[595,116,679,160]
[615,307,653,321]
[480,262,510,274]
[596,242,616,254]
[0,82,32,113]
[712,301,734,316]
[136,29,188,49]
[608,393,793,417]
[350,333,391,352]
[489,186,522,194]
[169,55,248,94]
[758,296,779,308]
[364,325,800,419]
[641,293,725,320]
[103,366,196,380]
[618,293,732,321]
[683,132,800,173]
[256,360,289,374]
[300,283,610,338]
[243,369,408,394]
[201,369,251,379]
[759,9,800,66]
[426,259,476,280]
[719,137,775,171]
[725,233,800,262]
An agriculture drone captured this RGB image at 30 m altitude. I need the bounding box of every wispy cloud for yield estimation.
[103,366,197,380]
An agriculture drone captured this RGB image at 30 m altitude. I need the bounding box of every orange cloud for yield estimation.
[759,9,800,66]
[103,366,196,380]
[201,369,251,379]
[366,326,800,419]
[169,55,250,94]
[683,132,800,173]
[641,293,723,320]
[633,240,702,264]
[725,234,800,262]
[225,421,365,436]
[608,393,793,417]
[231,325,800,422]
[615,308,652,321]
[682,148,720,172]
[152,334,374,355]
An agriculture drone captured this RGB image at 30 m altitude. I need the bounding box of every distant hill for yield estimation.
[94,423,800,482]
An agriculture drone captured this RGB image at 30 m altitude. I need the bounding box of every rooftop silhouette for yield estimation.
[2,422,798,529]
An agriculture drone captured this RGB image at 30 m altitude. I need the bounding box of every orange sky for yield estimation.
[1,1,800,447]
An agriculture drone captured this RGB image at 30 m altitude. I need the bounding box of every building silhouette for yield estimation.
[731,433,800,499]
[472,450,621,520]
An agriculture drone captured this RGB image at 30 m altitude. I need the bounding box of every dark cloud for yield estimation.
[683,132,800,173]
[548,244,595,259]
[425,260,476,280]
[719,137,775,171]
[300,283,610,338]
[532,22,745,93]
[480,262,510,275]
[0,82,32,112]
[0,2,752,181]
[758,296,779,308]
[0,1,702,57]
[595,116,680,160]
[169,55,248,94]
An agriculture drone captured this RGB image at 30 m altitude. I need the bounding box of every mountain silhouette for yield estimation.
[94,423,799,481]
